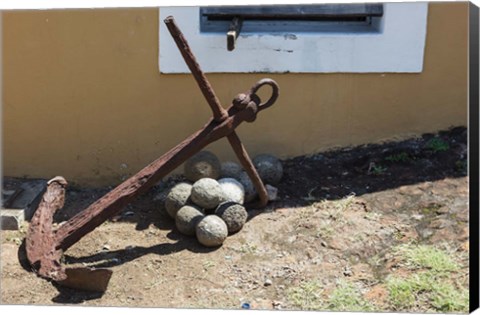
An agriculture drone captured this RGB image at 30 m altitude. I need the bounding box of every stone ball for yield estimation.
[184,151,221,182]
[191,178,225,209]
[218,178,245,204]
[238,171,257,203]
[196,215,228,247]
[253,154,283,185]
[215,202,248,234]
[175,205,205,236]
[220,161,243,180]
[164,182,192,219]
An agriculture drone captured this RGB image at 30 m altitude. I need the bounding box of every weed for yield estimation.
[455,160,467,173]
[202,260,215,271]
[420,204,442,215]
[327,280,374,312]
[316,222,335,239]
[287,280,324,310]
[370,164,387,175]
[364,212,382,221]
[239,243,257,254]
[385,152,410,163]
[327,194,355,219]
[426,138,449,152]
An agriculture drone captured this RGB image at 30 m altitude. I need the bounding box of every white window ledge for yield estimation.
[159,3,428,73]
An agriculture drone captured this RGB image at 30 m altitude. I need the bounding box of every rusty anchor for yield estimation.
[24,16,279,292]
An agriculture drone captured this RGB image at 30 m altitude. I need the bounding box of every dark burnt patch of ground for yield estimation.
[277,126,467,203]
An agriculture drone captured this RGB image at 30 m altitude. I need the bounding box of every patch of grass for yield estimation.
[287,280,324,310]
[386,244,468,312]
[386,276,418,308]
[431,282,469,312]
[387,272,468,313]
[425,138,450,152]
[395,244,458,272]
[385,152,410,163]
[288,279,376,312]
[327,281,374,312]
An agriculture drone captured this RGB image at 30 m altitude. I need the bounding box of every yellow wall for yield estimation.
[2,3,468,186]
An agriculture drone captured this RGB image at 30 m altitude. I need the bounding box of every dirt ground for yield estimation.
[1,126,470,312]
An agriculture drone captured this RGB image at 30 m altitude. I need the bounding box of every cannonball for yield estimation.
[220,161,243,179]
[215,202,248,234]
[165,182,192,219]
[238,171,257,203]
[196,215,228,247]
[253,154,283,185]
[218,178,245,204]
[191,178,225,209]
[184,151,221,182]
[175,205,205,236]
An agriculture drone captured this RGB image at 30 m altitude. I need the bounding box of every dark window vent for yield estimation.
[200,4,384,34]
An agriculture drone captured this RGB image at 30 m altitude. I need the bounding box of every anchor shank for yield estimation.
[164,16,228,122]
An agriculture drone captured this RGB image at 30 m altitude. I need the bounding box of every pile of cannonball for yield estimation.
[163,150,283,248]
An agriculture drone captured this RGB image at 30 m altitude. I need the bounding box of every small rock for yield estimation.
[272,300,282,310]
[264,279,272,286]
[417,227,435,239]
[435,207,449,215]
[411,214,424,221]
[328,239,345,250]
[110,258,121,264]
[430,218,450,229]
[343,266,352,276]
[266,184,278,201]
